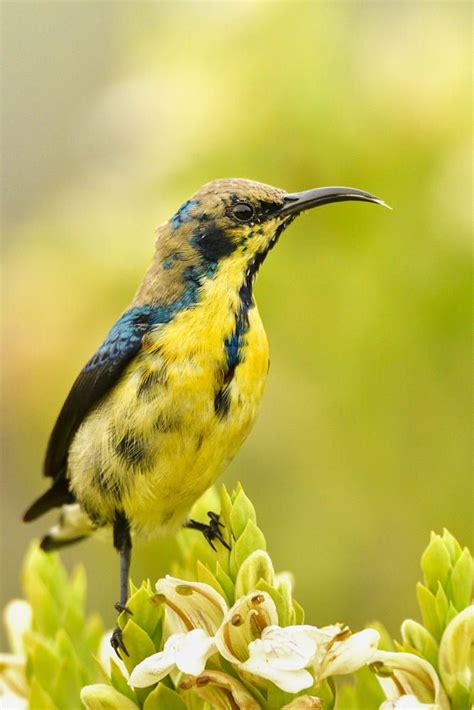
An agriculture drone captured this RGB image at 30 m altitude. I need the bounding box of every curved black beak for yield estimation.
[279,186,390,217]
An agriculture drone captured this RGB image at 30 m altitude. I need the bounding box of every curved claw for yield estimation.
[208,511,225,528]
[206,513,231,551]
[114,602,133,615]
[111,626,129,659]
[185,511,231,551]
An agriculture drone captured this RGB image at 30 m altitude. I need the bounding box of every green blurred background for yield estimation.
[2,1,471,644]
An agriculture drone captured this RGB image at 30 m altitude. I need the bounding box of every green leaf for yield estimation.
[196,560,227,600]
[143,683,187,710]
[123,582,161,641]
[233,520,266,568]
[315,678,336,710]
[266,683,297,709]
[52,630,83,709]
[442,529,463,564]
[29,677,60,710]
[110,658,138,703]
[435,582,450,632]
[120,619,156,675]
[219,484,233,528]
[421,533,451,595]
[276,576,294,627]
[235,550,275,598]
[25,576,59,638]
[80,684,139,710]
[26,634,61,690]
[84,613,106,661]
[336,666,385,710]
[449,547,473,611]
[416,582,442,640]
[214,562,235,605]
[401,619,439,668]
[255,579,286,624]
[292,599,305,625]
[70,564,87,611]
[230,487,257,539]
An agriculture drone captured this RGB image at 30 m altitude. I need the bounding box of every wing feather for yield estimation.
[24,306,159,522]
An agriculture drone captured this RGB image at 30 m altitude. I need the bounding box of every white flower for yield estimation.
[129,628,216,688]
[240,625,318,693]
[312,626,380,682]
[215,591,279,666]
[372,650,449,710]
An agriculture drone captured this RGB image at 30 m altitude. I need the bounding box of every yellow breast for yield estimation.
[68,262,269,537]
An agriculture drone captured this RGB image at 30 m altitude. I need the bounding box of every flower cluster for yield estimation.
[1,486,472,710]
[123,575,378,706]
[368,530,474,710]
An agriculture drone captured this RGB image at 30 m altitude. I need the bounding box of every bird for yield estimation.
[23,178,387,655]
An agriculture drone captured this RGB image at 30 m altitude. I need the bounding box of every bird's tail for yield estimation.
[39,503,96,552]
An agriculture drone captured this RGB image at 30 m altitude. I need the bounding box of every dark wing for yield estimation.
[23,306,156,522]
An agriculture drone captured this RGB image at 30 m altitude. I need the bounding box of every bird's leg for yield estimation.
[185,511,231,551]
[110,512,132,658]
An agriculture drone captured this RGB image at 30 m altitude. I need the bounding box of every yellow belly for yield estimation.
[68,294,269,537]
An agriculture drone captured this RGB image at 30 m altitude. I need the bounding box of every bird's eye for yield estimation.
[231,202,255,223]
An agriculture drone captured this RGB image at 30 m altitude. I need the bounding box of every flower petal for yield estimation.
[241,653,314,693]
[319,628,380,679]
[128,649,176,688]
[247,625,319,671]
[155,575,227,636]
[174,629,217,676]
[3,601,31,657]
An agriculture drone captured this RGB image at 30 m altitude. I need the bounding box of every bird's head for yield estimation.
[139,178,387,306]
[168,178,386,275]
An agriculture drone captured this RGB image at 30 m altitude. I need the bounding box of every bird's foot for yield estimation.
[114,602,133,615]
[185,511,231,551]
[110,626,129,659]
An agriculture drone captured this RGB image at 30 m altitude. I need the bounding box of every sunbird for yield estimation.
[24,178,386,655]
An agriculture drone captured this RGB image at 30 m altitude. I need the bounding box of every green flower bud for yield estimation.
[81,684,139,710]
[438,605,474,708]
[235,550,275,598]
[421,533,451,595]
